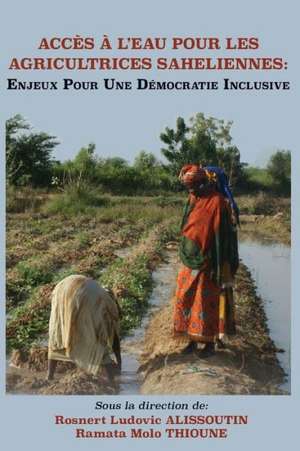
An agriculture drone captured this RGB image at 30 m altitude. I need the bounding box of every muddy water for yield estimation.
[239,239,291,392]
[120,240,291,394]
[118,250,178,394]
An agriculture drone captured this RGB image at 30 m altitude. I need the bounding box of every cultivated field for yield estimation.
[6,190,290,394]
[6,194,182,354]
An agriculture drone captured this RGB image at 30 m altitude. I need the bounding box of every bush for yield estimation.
[16,260,53,286]
[267,150,291,195]
[242,167,272,192]
[43,182,110,216]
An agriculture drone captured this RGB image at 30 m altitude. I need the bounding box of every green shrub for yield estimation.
[16,260,53,286]
[43,182,110,216]
[243,167,272,191]
[267,150,291,196]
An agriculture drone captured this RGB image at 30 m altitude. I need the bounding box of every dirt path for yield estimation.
[6,361,117,395]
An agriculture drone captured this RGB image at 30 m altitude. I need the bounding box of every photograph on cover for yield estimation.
[5,111,291,396]
[2,0,299,449]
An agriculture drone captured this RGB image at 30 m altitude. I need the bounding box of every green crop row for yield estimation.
[6,219,179,352]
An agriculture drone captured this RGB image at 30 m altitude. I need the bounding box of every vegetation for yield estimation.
[6,115,58,187]
[101,220,177,335]
[267,150,291,195]
[160,114,246,188]
[5,113,291,354]
[6,197,180,351]
[6,113,291,199]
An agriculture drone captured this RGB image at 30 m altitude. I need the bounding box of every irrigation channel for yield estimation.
[6,239,291,395]
[117,239,291,394]
[239,239,291,392]
[116,249,178,394]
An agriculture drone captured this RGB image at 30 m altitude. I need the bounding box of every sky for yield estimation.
[1,0,298,169]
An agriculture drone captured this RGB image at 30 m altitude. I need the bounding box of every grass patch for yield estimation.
[6,186,46,213]
[16,259,53,286]
[7,284,54,352]
[7,256,55,308]
[43,184,110,216]
[237,193,290,216]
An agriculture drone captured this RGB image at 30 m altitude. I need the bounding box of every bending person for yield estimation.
[47,275,121,380]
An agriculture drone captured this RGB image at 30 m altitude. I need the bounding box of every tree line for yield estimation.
[6,114,291,196]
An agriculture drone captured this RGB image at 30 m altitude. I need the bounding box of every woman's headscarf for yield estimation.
[179,164,208,187]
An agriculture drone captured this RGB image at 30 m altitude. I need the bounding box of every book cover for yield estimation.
[1,0,298,450]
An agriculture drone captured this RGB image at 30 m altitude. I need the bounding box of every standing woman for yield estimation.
[174,165,239,356]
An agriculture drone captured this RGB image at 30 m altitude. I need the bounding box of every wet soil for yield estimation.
[239,213,290,245]
[138,262,287,395]
[6,348,117,395]
[117,247,179,394]
[6,214,289,395]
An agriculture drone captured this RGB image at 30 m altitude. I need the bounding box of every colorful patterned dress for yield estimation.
[174,188,239,342]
